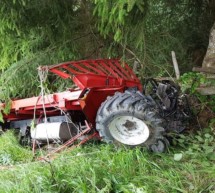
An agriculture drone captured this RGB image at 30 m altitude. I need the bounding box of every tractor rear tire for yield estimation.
[96,90,167,152]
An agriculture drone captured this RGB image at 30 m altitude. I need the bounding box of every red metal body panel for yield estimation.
[79,87,125,125]
[1,59,141,126]
[1,90,82,121]
[47,59,142,90]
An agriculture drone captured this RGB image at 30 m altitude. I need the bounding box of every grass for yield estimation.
[0,131,214,193]
[0,131,33,165]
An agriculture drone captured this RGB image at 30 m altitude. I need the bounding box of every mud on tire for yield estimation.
[96,90,168,152]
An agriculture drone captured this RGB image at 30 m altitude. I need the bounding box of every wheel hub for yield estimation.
[108,115,150,145]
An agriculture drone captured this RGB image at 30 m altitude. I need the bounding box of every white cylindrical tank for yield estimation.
[31,122,78,142]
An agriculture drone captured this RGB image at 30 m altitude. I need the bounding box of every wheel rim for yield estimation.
[108,115,150,145]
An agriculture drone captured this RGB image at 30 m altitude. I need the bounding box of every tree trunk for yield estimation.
[202,21,215,68]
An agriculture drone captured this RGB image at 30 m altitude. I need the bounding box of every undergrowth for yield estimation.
[0,129,214,193]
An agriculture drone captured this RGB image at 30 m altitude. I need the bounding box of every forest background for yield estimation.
[0,0,214,99]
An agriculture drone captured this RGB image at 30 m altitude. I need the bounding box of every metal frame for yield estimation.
[1,59,142,129]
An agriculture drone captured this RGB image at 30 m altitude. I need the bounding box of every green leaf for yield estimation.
[174,153,183,161]
[195,135,204,142]
[204,133,211,138]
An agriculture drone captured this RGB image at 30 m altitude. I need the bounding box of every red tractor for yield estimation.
[0,59,191,153]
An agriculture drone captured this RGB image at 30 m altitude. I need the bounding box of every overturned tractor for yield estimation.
[0,59,191,153]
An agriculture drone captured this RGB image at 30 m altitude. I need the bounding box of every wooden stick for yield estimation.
[171,51,180,80]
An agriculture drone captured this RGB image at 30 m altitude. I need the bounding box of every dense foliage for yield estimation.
[0,0,214,100]
[0,0,97,99]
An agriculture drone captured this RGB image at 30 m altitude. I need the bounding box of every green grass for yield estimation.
[0,131,33,165]
[0,131,214,193]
